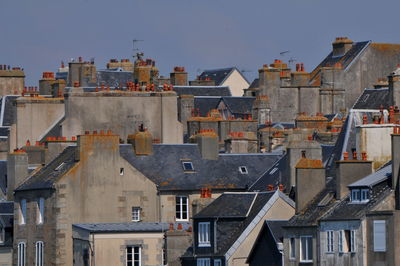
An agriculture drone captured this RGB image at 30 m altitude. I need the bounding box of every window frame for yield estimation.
[326,231,334,253]
[289,237,295,259]
[197,258,211,266]
[20,199,27,225]
[37,197,45,224]
[182,161,194,172]
[351,189,361,202]
[361,189,369,202]
[35,241,44,266]
[300,236,313,263]
[213,259,222,266]
[238,166,248,174]
[198,222,211,247]
[126,246,141,266]
[350,230,356,253]
[176,196,189,221]
[373,220,386,252]
[131,207,141,222]
[18,242,26,266]
[338,230,343,253]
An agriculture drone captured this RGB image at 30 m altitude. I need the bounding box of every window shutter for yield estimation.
[373,220,386,252]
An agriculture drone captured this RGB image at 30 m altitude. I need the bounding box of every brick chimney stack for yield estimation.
[170,66,188,86]
[332,37,354,57]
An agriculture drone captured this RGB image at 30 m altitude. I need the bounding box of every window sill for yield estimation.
[176,219,189,222]
[198,243,211,247]
[300,260,313,263]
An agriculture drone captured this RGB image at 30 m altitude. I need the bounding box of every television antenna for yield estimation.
[132,39,144,60]
[279,50,290,57]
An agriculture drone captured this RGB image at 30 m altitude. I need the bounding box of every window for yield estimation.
[339,230,356,253]
[327,231,334,253]
[361,189,369,202]
[0,225,4,244]
[126,246,141,266]
[373,220,386,252]
[214,259,222,266]
[37,198,44,224]
[290,237,295,259]
[35,241,44,266]
[120,168,124,175]
[198,222,211,247]
[182,162,194,171]
[18,242,26,266]
[300,236,313,262]
[131,207,140,222]
[239,166,248,174]
[176,196,188,221]
[197,258,210,266]
[20,199,27,225]
[351,189,361,202]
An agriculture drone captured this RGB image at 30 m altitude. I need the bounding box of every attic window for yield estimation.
[55,163,65,171]
[239,166,248,174]
[351,188,369,203]
[182,162,194,172]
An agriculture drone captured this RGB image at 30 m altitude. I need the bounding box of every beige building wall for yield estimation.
[93,232,164,266]
[227,196,295,266]
[15,97,64,148]
[54,135,160,265]
[221,70,249,97]
[0,248,12,266]
[62,91,183,144]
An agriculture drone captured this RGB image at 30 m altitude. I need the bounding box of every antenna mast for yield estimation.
[132,39,144,60]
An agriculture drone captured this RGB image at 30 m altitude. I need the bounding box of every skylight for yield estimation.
[239,166,248,174]
[182,161,194,171]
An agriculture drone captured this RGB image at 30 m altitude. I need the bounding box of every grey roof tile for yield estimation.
[73,222,190,233]
[219,97,255,116]
[352,88,390,110]
[194,97,221,116]
[266,220,289,243]
[198,68,235,85]
[174,86,231,97]
[348,163,391,188]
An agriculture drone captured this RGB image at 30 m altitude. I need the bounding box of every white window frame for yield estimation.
[20,199,27,225]
[131,207,141,222]
[37,197,44,224]
[120,168,124,175]
[351,189,361,202]
[176,196,189,221]
[182,161,194,171]
[350,230,356,253]
[35,241,44,266]
[289,237,295,259]
[18,242,26,266]
[126,246,141,266]
[338,230,343,253]
[373,220,386,252]
[326,231,334,253]
[300,236,313,263]
[0,224,4,244]
[361,189,369,202]
[197,258,210,266]
[239,166,248,174]
[214,259,222,266]
[198,222,211,247]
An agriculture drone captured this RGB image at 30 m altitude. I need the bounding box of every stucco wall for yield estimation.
[222,70,249,97]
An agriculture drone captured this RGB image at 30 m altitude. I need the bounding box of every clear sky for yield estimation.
[1,0,400,85]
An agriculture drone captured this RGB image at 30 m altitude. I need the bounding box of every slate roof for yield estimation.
[266,220,288,243]
[352,88,390,110]
[173,86,231,97]
[198,67,245,85]
[248,154,290,192]
[0,202,13,215]
[15,146,77,192]
[321,145,335,165]
[96,69,134,87]
[194,97,221,117]
[349,163,391,188]
[218,97,255,116]
[0,127,9,137]
[248,78,259,90]
[73,222,190,233]
[194,193,263,218]
[0,95,19,126]
[120,144,281,191]
[0,161,7,195]
[310,41,370,84]
[321,184,391,221]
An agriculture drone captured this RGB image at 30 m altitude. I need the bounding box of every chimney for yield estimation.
[332,37,353,57]
[7,150,28,200]
[193,129,219,160]
[295,151,325,214]
[335,151,373,200]
[170,66,188,86]
[127,125,153,155]
[76,130,119,161]
[388,65,400,107]
[392,126,400,209]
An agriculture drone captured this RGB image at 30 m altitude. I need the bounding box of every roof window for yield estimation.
[239,166,248,174]
[351,188,369,203]
[182,161,194,172]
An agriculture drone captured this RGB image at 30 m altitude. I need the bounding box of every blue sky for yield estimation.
[1,0,400,85]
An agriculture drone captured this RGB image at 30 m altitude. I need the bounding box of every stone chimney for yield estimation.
[192,129,219,160]
[295,151,325,214]
[335,151,373,200]
[224,132,258,153]
[392,126,400,209]
[170,66,188,86]
[332,37,353,57]
[127,125,153,155]
[388,65,400,107]
[178,95,194,134]
[252,95,270,125]
[291,63,310,87]
[7,149,28,200]
[75,130,120,161]
[67,57,97,87]
[39,72,56,95]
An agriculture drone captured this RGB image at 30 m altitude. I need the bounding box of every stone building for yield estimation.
[257,37,400,122]
[0,65,24,96]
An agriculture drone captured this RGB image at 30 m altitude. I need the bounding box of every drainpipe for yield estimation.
[277,242,284,266]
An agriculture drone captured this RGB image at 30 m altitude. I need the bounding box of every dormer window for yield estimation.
[182,161,194,172]
[239,166,248,174]
[351,188,369,203]
[198,222,211,247]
